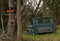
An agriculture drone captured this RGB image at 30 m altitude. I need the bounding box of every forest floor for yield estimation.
[22,24,60,41]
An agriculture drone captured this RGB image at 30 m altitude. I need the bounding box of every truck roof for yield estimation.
[33,16,53,20]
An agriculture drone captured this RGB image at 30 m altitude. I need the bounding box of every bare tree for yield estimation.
[34,0,42,16]
[7,0,15,41]
[16,0,23,41]
[43,0,47,16]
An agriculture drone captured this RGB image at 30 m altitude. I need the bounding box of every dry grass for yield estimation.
[22,24,60,41]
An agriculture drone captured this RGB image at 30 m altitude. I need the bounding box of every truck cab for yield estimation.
[27,16,56,35]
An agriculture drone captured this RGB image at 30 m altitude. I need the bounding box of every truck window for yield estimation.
[38,19,50,23]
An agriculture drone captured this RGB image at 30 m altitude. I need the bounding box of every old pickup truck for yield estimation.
[27,16,56,35]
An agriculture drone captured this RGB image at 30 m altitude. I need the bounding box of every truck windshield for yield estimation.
[38,18,50,23]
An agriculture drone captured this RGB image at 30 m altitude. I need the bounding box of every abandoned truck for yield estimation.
[27,16,56,35]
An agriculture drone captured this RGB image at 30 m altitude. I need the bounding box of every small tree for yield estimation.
[16,0,23,41]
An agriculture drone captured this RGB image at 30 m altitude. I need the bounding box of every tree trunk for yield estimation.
[43,0,47,16]
[16,0,22,41]
[0,0,5,41]
[7,0,15,41]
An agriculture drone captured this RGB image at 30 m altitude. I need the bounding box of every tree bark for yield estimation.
[43,0,47,16]
[7,0,15,41]
[16,0,22,41]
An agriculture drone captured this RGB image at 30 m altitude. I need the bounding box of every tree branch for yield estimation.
[34,0,42,15]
